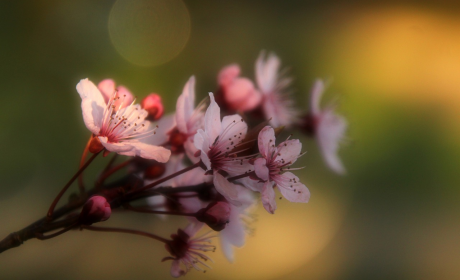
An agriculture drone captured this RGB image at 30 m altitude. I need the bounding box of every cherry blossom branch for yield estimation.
[47,150,102,219]
[0,178,212,254]
[127,161,203,195]
[96,158,131,187]
[124,204,196,217]
[81,225,169,243]
[123,182,212,202]
[35,221,80,240]
[227,171,257,182]
[0,215,80,253]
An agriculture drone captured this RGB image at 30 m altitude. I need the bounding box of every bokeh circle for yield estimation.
[108,0,191,67]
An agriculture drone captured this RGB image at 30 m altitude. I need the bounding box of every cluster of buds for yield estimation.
[16,51,347,278]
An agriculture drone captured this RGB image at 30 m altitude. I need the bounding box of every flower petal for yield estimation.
[97,79,116,104]
[310,79,325,116]
[220,205,245,262]
[194,129,211,170]
[254,158,269,181]
[258,126,276,158]
[176,76,195,133]
[220,114,248,150]
[261,181,276,214]
[204,93,222,144]
[213,173,241,206]
[255,51,280,94]
[142,113,175,146]
[276,139,302,165]
[77,78,106,135]
[170,260,185,278]
[99,137,171,163]
[275,172,310,203]
[129,140,171,163]
[317,109,347,175]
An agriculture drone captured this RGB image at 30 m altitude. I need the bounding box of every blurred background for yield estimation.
[0,0,459,279]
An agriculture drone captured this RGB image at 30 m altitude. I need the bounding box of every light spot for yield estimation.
[108,0,191,67]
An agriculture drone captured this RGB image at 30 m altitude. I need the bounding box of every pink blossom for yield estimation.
[255,51,298,128]
[163,223,215,277]
[169,76,206,160]
[141,93,164,121]
[218,64,262,112]
[76,78,171,162]
[251,126,310,214]
[79,196,111,225]
[97,79,134,110]
[194,93,252,205]
[308,79,347,174]
[219,185,255,262]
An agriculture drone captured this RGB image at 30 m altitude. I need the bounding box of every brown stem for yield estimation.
[78,136,92,193]
[125,182,212,202]
[227,171,256,182]
[124,204,196,217]
[0,215,79,253]
[47,151,101,219]
[96,159,131,187]
[96,153,119,188]
[129,162,202,195]
[81,225,169,243]
[35,221,80,240]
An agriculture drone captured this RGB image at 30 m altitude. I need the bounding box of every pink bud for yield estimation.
[98,79,115,102]
[144,162,166,180]
[218,64,241,88]
[141,93,164,121]
[79,196,111,225]
[88,135,104,154]
[196,201,231,231]
[168,128,187,154]
[98,79,134,110]
[224,78,262,111]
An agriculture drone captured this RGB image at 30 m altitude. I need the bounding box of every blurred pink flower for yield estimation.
[219,185,255,262]
[256,51,298,128]
[76,78,171,162]
[309,79,347,174]
[170,76,206,160]
[251,126,310,214]
[218,64,262,112]
[163,223,215,277]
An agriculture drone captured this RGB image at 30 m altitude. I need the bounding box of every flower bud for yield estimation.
[299,113,318,137]
[144,162,166,180]
[218,64,240,88]
[168,128,187,154]
[79,196,111,225]
[141,93,164,121]
[88,136,104,153]
[224,78,262,111]
[196,201,231,231]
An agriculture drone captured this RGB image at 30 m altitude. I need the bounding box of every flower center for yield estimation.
[99,94,152,143]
